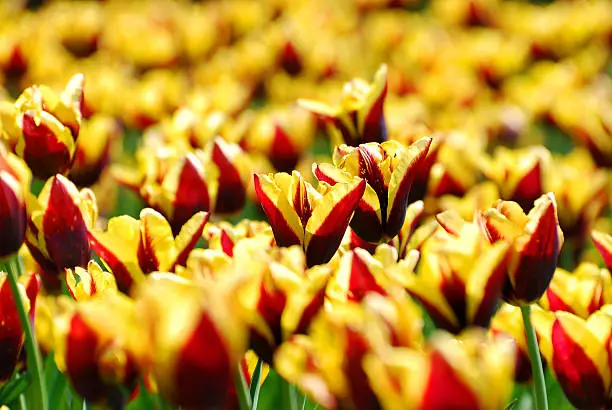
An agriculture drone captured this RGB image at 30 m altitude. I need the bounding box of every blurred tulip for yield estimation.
[437,181,500,222]
[364,329,516,410]
[235,244,329,363]
[0,143,30,258]
[541,262,612,318]
[314,137,432,244]
[591,230,612,271]
[479,193,563,305]
[69,114,120,187]
[405,212,508,333]
[254,170,365,267]
[327,245,418,303]
[116,138,249,231]
[0,74,84,179]
[490,304,532,383]
[25,174,97,288]
[135,273,248,410]
[481,146,550,211]
[533,307,612,410]
[0,271,29,385]
[51,293,141,405]
[299,65,389,146]
[89,208,208,293]
[275,294,423,410]
[244,106,316,172]
[203,219,272,257]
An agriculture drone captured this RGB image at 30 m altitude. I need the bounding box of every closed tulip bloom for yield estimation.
[299,65,389,146]
[0,143,30,257]
[532,307,612,410]
[135,273,248,410]
[0,272,29,385]
[541,263,612,318]
[89,208,208,293]
[254,170,365,267]
[405,212,509,333]
[51,293,141,405]
[25,174,97,288]
[592,230,612,271]
[479,193,564,305]
[364,329,516,410]
[314,137,432,244]
[0,74,84,179]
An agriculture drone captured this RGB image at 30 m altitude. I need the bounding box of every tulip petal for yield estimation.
[304,178,366,266]
[386,137,432,239]
[171,154,211,232]
[138,209,175,273]
[211,138,246,214]
[172,211,210,270]
[254,173,303,247]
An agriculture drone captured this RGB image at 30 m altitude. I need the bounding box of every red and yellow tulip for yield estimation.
[479,193,564,305]
[314,137,432,244]
[0,143,30,257]
[254,170,365,267]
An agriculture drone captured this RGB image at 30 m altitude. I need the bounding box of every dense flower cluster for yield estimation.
[0,0,611,409]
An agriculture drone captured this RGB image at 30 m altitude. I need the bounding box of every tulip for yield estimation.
[69,114,119,187]
[480,146,550,212]
[88,208,208,293]
[314,137,432,244]
[541,262,612,318]
[203,219,273,257]
[490,304,532,383]
[298,65,389,146]
[478,193,564,305]
[364,329,516,410]
[0,144,30,258]
[234,243,330,363]
[405,212,509,333]
[244,106,316,172]
[591,230,612,271]
[327,244,418,303]
[25,174,97,289]
[134,273,248,410]
[0,271,29,385]
[0,74,84,179]
[50,293,141,405]
[532,307,612,410]
[254,170,365,267]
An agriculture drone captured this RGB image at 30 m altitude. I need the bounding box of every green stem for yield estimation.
[2,256,48,410]
[234,366,252,410]
[520,304,548,410]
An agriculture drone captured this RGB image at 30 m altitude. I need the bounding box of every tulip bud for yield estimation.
[1,74,84,179]
[478,193,564,305]
[315,137,432,244]
[532,307,612,410]
[0,144,30,257]
[25,174,97,289]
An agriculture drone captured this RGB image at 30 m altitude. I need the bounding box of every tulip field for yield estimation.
[1,0,612,409]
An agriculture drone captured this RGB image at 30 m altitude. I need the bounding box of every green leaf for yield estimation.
[0,372,31,405]
[257,369,303,410]
[250,359,263,410]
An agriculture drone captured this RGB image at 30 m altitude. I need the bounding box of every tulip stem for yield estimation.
[1,256,48,410]
[520,304,548,410]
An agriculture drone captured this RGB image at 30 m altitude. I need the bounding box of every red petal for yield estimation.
[171,155,211,233]
[0,176,26,257]
[22,113,72,179]
[212,140,246,214]
[551,320,607,409]
[43,176,90,271]
[420,350,481,410]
